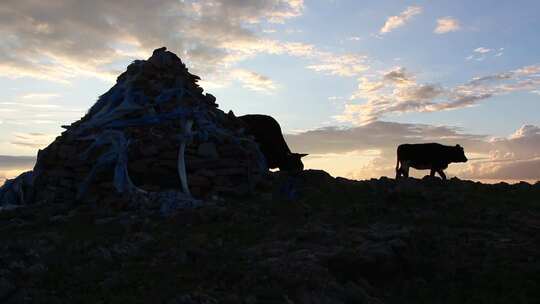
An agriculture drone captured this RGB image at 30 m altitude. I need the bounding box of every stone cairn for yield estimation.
[0,47,268,210]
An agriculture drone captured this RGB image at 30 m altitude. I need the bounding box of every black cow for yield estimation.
[238,114,308,172]
[395,143,468,180]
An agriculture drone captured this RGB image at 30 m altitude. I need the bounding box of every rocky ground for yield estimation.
[1,170,539,304]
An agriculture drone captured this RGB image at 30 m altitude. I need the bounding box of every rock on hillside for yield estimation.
[0,170,539,303]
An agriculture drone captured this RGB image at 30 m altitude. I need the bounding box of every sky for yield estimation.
[1,0,540,184]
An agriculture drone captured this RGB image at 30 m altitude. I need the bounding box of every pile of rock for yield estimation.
[0,47,268,208]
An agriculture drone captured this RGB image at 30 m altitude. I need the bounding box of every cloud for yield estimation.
[465,47,504,61]
[462,158,540,181]
[339,64,540,124]
[514,65,540,75]
[0,0,372,92]
[434,17,461,34]
[9,132,56,149]
[220,39,369,77]
[468,72,513,85]
[0,155,36,170]
[286,120,487,155]
[1,102,61,109]
[205,48,369,91]
[382,67,415,86]
[286,121,540,181]
[0,0,305,82]
[351,77,384,99]
[466,47,506,61]
[350,67,415,100]
[0,93,84,128]
[19,93,60,100]
[458,125,540,180]
[0,155,36,187]
[230,69,277,93]
[0,155,35,185]
[380,6,423,34]
[474,47,492,54]
[306,53,369,77]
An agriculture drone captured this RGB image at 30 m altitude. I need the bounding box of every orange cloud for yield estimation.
[380,6,423,34]
[434,17,461,34]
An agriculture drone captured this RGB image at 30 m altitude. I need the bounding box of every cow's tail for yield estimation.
[395,151,400,179]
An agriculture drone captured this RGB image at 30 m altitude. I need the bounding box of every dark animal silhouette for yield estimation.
[238,114,308,172]
[396,143,467,180]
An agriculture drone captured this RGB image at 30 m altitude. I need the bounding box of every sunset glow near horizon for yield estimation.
[1,0,539,184]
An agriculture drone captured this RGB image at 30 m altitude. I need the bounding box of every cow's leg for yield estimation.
[395,160,402,179]
[437,169,447,180]
[430,169,436,177]
[402,161,410,178]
